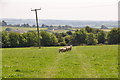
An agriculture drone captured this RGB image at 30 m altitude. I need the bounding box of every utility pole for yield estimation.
[31,8,41,49]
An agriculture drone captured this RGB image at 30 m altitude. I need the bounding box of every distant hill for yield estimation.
[1,18,118,28]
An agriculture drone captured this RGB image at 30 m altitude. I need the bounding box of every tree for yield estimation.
[41,24,46,28]
[107,28,119,44]
[86,33,98,45]
[59,41,66,46]
[9,32,20,47]
[18,33,27,47]
[50,34,58,46]
[2,31,10,47]
[58,37,65,43]
[60,32,67,37]
[40,31,51,46]
[101,25,108,29]
[22,31,38,46]
[40,31,58,46]
[72,29,87,45]
[5,28,13,32]
[65,35,72,44]
[94,29,102,34]
[32,25,36,27]
[85,26,94,33]
[97,31,106,44]
[2,20,7,26]
[66,31,72,35]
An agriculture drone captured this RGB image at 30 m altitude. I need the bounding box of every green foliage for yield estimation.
[86,33,98,45]
[107,28,119,44]
[18,34,27,47]
[59,41,67,46]
[58,37,65,43]
[66,31,72,35]
[65,35,72,44]
[1,27,120,47]
[40,31,58,46]
[50,34,58,46]
[85,26,101,34]
[97,31,106,44]
[72,29,87,45]
[60,32,67,37]
[9,32,20,47]
[2,31,10,47]
[94,29,102,34]
[22,31,38,46]
[40,31,52,46]
[85,26,95,33]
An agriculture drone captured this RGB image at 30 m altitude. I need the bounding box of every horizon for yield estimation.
[1,18,118,22]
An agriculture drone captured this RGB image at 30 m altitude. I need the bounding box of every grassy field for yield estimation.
[2,45,118,78]
[2,27,48,31]
[2,27,112,33]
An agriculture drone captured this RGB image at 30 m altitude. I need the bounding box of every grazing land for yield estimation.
[2,45,118,78]
[2,26,111,33]
[2,27,48,31]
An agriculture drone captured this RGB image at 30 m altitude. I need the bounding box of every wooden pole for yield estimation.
[31,8,41,49]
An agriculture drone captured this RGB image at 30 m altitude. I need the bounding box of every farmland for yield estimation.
[2,26,111,33]
[2,45,118,78]
[2,27,48,31]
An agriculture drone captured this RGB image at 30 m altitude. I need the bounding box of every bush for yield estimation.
[86,33,98,45]
[59,42,67,46]
[97,31,106,44]
[72,29,87,45]
[5,28,13,31]
[107,28,119,44]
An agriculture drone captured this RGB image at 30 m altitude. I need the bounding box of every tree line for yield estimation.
[2,20,72,28]
[1,26,120,48]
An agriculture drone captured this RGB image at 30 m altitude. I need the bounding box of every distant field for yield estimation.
[1,26,112,33]
[2,27,48,31]
[101,29,111,32]
[2,27,76,33]
[2,45,118,78]
[48,29,73,33]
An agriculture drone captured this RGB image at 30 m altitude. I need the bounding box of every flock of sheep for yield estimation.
[59,45,72,53]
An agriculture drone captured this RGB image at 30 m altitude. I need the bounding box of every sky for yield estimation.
[0,0,119,21]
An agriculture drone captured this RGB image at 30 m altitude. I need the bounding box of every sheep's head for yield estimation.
[70,45,72,47]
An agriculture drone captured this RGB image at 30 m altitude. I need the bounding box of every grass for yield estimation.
[101,29,111,32]
[2,27,48,31]
[2,45,118,78]
[2,27,74,33]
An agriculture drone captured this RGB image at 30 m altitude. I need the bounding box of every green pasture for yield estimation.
[2,45,118,78]
[2,27,48,31]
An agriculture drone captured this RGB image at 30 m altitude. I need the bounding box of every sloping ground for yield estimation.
[2,45,118,78]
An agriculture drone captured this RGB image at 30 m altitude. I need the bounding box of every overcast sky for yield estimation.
[0,0,119,21]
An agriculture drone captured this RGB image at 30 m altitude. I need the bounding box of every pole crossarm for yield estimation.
[31,8,41,11]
